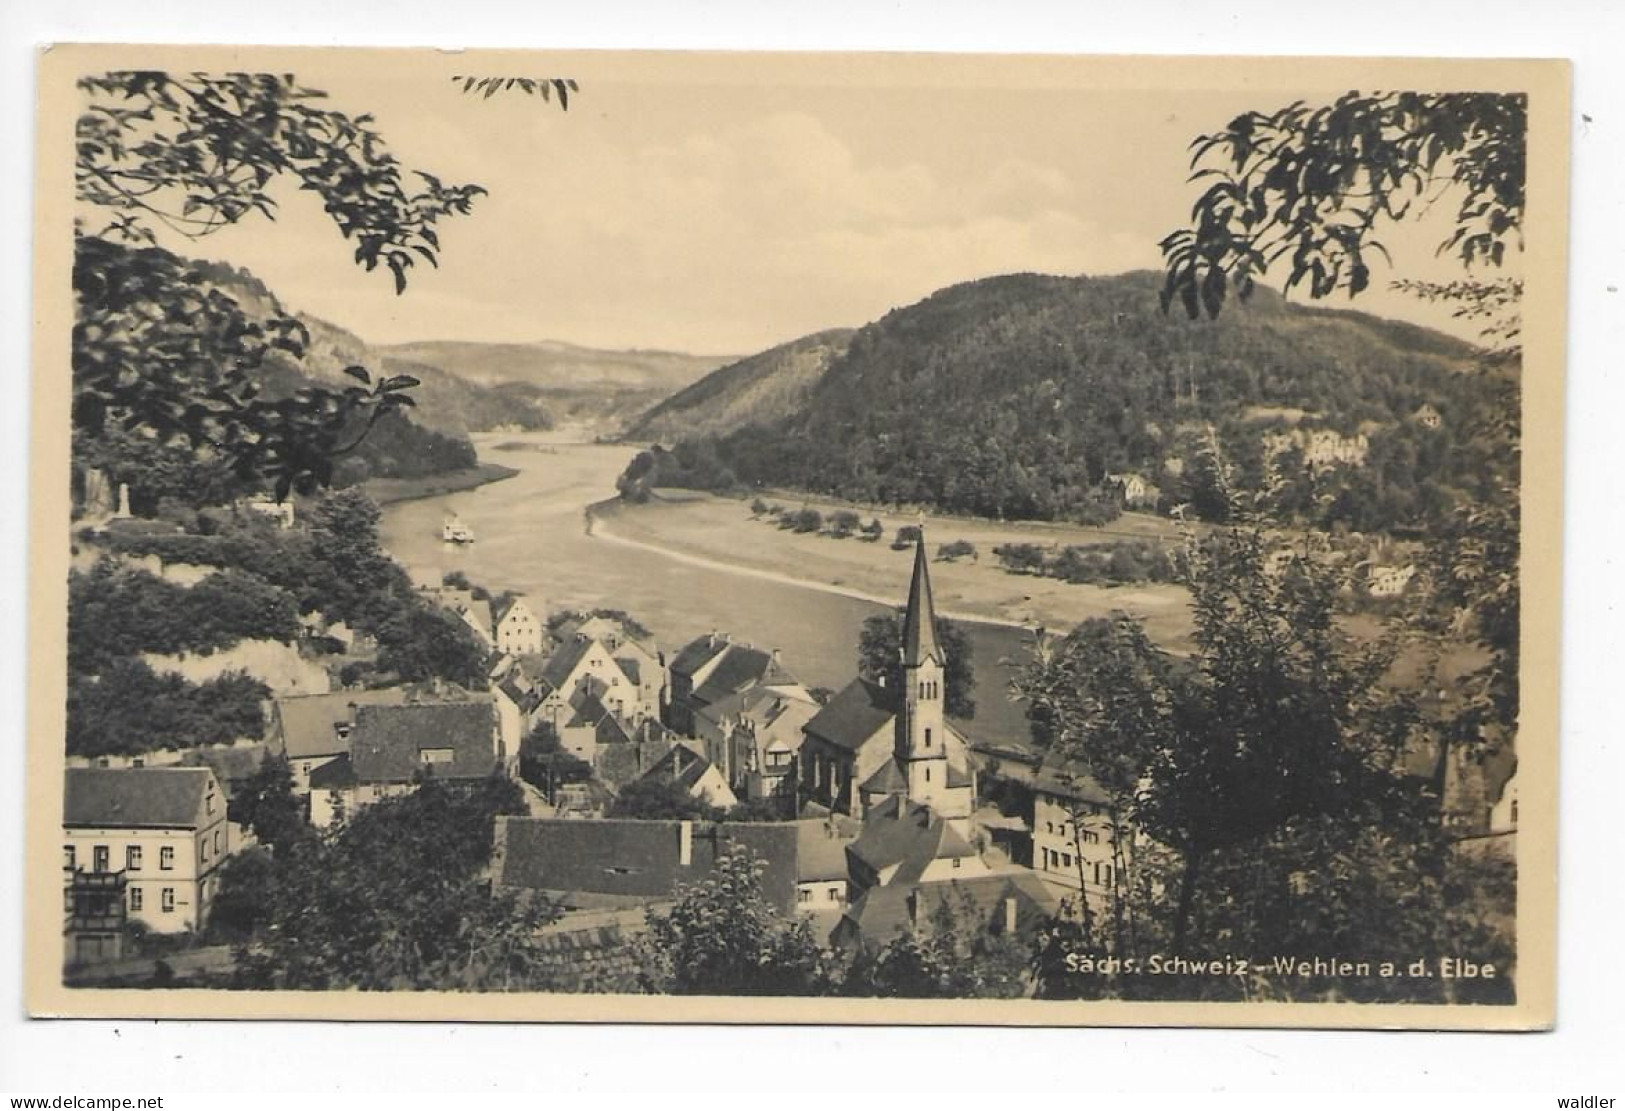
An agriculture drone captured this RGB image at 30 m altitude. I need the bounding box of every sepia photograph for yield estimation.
[24,44,1568,1029]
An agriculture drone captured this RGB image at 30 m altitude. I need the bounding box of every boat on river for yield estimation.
[442,513,476,544]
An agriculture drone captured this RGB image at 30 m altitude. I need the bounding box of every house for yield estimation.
[1106,472,1159,510]
[530,635,657,727]
[241,494,295,529]
[667,634,796,737]
[265,688,408,792]
[845,794,990,897]
[725,687,821,813]
[593,718,682,792]
[63,767,231,938]
[795,816,861,933]
[635,742,739,811]
[1367,564,1417,598]
[1030,763,1118,909]
[421,586,495,651]
[1413,403,1443,430]
[309,701,505,828]
[798,538,977,831]
[491,816,801,913]
[832,868,1059,950]
[495,597,544,656]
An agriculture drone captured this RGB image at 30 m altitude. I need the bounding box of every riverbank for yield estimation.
[360,462,520,507]
[591,490,1197,650]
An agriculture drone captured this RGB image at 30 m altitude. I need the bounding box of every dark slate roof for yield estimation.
[803,677,896,752]
[691,645,790,707]
[565,693,613,729]
[348,702,497,784]
[539,637,597,692]
[614,656,643,686]
[848,795,975,884]
[595,714,634,747]
[271,688,408,760]
[64,767,215,829]
[1033,761,1111,807]
[493,817,801,913]
[669,634,731,679]
[308,752,357,790]
[642,743,716,792]
[860,758,908,795]
[837,870,1059,945]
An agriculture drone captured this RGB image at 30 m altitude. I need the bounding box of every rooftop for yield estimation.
[64,767,218,830]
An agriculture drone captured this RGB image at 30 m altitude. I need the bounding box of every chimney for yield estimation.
[1004,896,1018,935]
[678,820,693,867]
[907,891,919,926]
[771,648,782,667]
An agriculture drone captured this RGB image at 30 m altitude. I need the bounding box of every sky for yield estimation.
[128,53,1506,355]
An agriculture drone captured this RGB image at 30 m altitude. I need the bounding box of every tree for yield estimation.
[1159,92,1525,352]
[519,722,593,798]
[607,777,723,822]
[937,539,976,563]
[826,509,861,538]
[231,754,308,855]
[858,610,977,720]
[375,605,488,688]
[233,776,560,990]
[844,890,1030,998]
[75,71,513,497]
[640,846,831,995]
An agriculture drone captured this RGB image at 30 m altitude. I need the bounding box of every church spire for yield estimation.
[902,530,945,668]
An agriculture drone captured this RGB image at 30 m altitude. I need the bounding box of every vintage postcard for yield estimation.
[26,45,1568,1028]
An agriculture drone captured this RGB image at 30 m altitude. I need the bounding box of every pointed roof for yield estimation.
[902,533,944,668]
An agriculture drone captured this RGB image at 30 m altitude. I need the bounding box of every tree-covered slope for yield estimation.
[628,328,855,442]
[684,271,1505,529]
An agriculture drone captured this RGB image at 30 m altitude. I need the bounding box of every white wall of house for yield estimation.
[63,818,229,934]
[1032,790,1117,905]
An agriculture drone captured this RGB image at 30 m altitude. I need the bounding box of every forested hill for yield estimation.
[627,328,855,441]
[649,270,1509,532]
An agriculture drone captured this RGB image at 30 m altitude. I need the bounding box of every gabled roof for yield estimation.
[565,692,613,729]
[537,637,598,692]
[493,817,801,913]
[837,870,1059,945]
[348,702,497,784]
[803,677,896,752]
[614,656,643,686]
[308,752,357,791]
[496,598,535,626]
[690,644,791,708]
[795,818,858,883]
[848,795,976,885]
[270,688,408,760]
[180,743,267,789]
[64,767,216,830]
[1033,761,1111,807]
[859,758,908,796]
[642,743,717,792]
[669,634,732,679]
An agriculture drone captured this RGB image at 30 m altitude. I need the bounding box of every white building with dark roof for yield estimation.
[63,766,231,937]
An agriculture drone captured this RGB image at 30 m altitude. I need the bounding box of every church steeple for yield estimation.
[902,532,945,668]
[895,530,949,809]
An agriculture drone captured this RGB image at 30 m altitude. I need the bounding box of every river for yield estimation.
[377,432,1038,753]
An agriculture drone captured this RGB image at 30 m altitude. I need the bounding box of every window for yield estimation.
[92,845,109,873]
[924,767,931,783]
[126,845,142,871]
[161,888,176,913]
[1061,853,1072,869]
[1081,829,1100,844]
[952,856,962,869]
[798,889,812,904]
[828,886,842,902]
[924,727,932,748]
[213,830,222,855]
[159,846,174,871]
[302,761,312,776]
[129,886,143,912]
[63,846,75,870]
[420,747,455,765]
[200,837,209,862]
[1045,821,1054,834]
[205,790,216,816]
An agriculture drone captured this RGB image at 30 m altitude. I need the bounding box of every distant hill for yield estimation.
[380,339,734,393]
[645,270,1510,534]
[627,328,855,442]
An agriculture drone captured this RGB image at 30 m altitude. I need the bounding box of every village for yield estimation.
[60,473,1142,986]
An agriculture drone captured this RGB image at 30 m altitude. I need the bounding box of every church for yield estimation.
[797,533,977,836]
